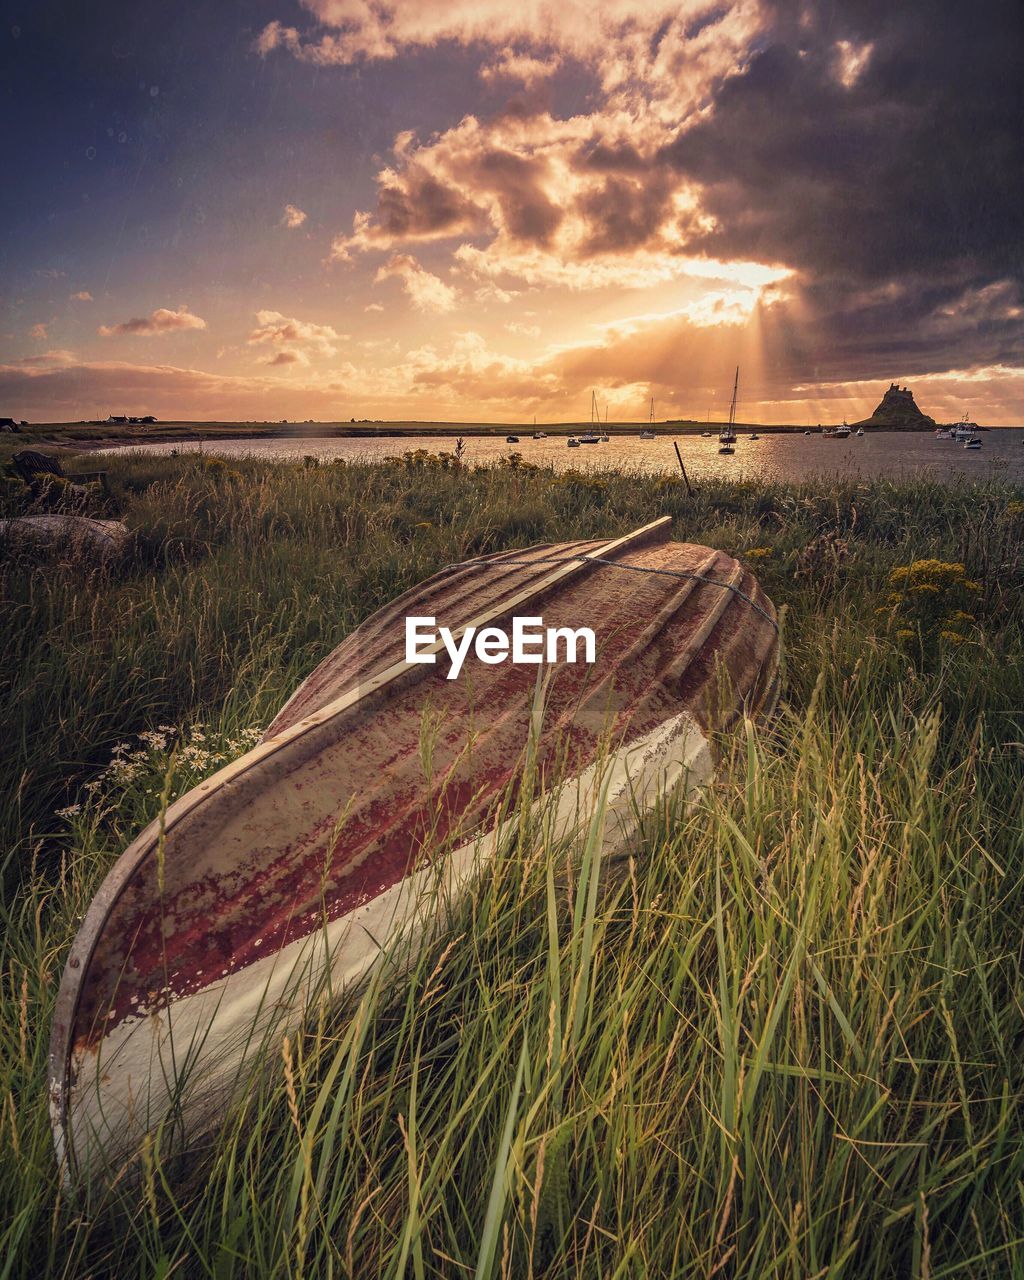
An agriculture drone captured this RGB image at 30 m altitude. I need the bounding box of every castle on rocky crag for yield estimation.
[854,383,936,429]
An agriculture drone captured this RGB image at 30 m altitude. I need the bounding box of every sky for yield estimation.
[1,0,1022,425]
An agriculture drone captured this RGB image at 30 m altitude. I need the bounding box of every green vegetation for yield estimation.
[2,451,1023,1277]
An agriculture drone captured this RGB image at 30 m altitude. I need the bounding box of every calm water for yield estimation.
[101,429,1024,483]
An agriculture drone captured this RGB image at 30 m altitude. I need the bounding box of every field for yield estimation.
[2,449,1024,1278]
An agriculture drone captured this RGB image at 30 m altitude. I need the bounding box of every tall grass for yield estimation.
[1,452,1023,1277]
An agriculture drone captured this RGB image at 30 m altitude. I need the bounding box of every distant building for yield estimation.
[853,383,935,429]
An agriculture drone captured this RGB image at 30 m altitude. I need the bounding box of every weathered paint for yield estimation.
[49,516,779,1182]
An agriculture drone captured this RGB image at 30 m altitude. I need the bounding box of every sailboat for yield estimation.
[719,368,739,455]
[579,392,601,443]
[639,397,656,439]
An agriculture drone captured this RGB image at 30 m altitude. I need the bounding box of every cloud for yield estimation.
[247,310,342,359]
[364,302,384,313]
[650,4,1021,381]
[0,358,351,420]
[98,304,207,338]
[29,322,49,340]
[10,349,77,367]
[255,1,759,92]
[480,49,562,89]
[70,291,93,302]
[374,254,458,312]
[281,203,308,229]
[264,350,308,367]
[505,320,541,338]
[307,0,1021,393]
[324,103,786,297]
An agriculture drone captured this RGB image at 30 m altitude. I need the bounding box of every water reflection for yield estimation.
[101,428,1024,483]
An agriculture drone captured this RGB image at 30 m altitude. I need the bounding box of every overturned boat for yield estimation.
[0,515,129,560]
[49,516,779,1182]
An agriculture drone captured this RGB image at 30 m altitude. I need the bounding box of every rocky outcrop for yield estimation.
[855,383,935,429]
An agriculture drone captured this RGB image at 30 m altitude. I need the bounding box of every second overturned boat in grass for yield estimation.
[50,516,779,1183]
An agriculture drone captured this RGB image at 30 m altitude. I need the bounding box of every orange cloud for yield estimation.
[98,304,207,338]
[281,203,308,228]
[480,48,562,88]
[264,350,308,367]
[247,309,342,358]
[257,1,763,99]
[325,102,792,305]
[374,254,458,312]
[70,291,93,302]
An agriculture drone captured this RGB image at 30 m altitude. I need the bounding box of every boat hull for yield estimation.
[49,517,779,1182]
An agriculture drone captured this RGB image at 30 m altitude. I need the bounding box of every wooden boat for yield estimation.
[49,517,779,1183]
[0,515,129,560]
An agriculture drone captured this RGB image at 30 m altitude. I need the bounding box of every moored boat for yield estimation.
[567,436,581,447]
[50,517,779,1183]
[719,366,740,454]
[505,434,520,444]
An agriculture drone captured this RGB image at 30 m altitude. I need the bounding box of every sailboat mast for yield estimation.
[728,366,739,430]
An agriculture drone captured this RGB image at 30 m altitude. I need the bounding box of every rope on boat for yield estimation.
[445,552,780,631]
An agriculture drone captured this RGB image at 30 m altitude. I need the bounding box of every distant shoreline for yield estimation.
[6,418,1005,452]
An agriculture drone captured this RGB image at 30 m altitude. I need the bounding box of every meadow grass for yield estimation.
[1,451,1023,1277]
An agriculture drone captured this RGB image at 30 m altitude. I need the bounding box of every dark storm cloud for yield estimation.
[469,149,564,245]
[662,0,1024,371]
[375,171,482,239]
[578,174,677,254]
